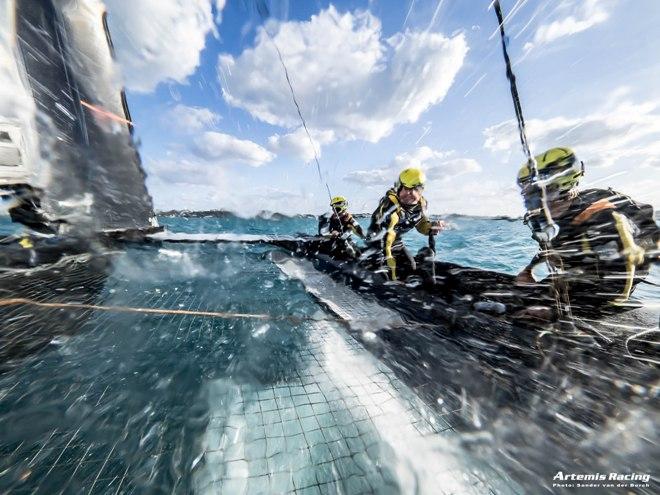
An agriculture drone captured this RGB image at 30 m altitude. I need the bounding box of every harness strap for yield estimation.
[611,211,646,305]
[387,193,401,212]
[385,211,400,280]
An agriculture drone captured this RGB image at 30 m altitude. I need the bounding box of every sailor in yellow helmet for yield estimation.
[515,147,659,315]
[366,168,446,281]
[318,196,365,239]
[317,196,365,259]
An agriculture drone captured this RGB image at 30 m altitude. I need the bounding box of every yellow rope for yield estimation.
[0,298,271,320]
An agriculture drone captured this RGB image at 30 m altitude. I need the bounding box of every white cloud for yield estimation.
[426,158,481,180]
[105,0,225,93]
[230,186,319,217]
[267,127,334,163]
[483,91,660,207]
[146,157,320,215]
[391,146,454,168]
[145,154,229,211]
[425,180,523,217]
[218,6,467,143]
[148,156,224,188]
[483,94,660,170]
[191,131,275,167]
[165,104,220,132]
[523,0,611,53]
[343,169,394,187]
[344,146,481,186]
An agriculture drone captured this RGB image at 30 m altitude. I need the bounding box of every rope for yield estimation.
[270,42,327,190]
[0,297,443,331]
[80,100,133,127]
[255,2,333,200]
[493,1,532,163]
[492,0,573,321]
[0,298,272,320]
[254,1,344,229]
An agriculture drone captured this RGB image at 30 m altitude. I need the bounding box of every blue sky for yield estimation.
[104,0,660,216]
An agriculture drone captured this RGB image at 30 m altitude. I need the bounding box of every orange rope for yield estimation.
[0,298,270,320]
[80,100,133,126]
[0,298,441,329]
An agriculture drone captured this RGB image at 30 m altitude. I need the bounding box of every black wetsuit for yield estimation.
[529,188,659,312]
[366,188,433,280]
[317,212,364,259]
[318,212,364,238]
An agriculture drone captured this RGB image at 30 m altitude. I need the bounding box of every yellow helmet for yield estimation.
[330,196,348,211]
[517,147,584,193]
[397,167,426,189]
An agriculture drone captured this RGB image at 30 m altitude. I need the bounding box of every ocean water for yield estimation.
[0,213,658,494]
[157,214,658,301]
[158,214,538,275]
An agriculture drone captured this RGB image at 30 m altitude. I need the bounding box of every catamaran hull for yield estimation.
[270,245,659,491]
[268,237,658,375]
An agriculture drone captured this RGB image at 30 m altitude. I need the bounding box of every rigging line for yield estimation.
[493,1,532,161]
[255,1,342,225]
[492,0,572,320]
[0,297,335,324]
[0,297,271,320]
[269,41,337,218]
[269,40,325,189]
[0,297,452,332]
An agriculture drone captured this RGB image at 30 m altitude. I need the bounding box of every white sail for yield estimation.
[0,0,158,233]
[0,0,40,189]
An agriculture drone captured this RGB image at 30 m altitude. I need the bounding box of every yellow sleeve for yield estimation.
[385,212,399,280]
[415,216,432,235]
[415,198,432,235]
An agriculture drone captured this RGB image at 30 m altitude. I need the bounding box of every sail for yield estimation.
[0,0,157,233]
[0,0,39,189]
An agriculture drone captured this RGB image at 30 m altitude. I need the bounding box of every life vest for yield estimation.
[318,212,357,236]
[549,188,658,303]
[367,189,429,243]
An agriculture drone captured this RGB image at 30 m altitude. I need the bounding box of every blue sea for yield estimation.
[0,213,658,494]
[4,211,657,283]
[157,213,658,300]
[157,214,538,275]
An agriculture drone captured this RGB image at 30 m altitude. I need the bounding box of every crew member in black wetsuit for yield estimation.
[515,147,659,316]
[317,196,365,259]
[366,168,445,281]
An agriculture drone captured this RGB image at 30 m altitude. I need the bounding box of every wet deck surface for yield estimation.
[0,244,520,494]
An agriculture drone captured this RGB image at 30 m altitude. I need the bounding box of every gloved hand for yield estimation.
[430,220,448,234]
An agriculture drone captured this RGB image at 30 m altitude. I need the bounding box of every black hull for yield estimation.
[271,237,655,344]
[269,236,659,407]
[271,237,660,492]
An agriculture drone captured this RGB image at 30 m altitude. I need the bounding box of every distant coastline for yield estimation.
[156,209,524,222]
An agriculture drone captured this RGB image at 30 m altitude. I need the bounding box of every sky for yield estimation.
[102,0,660,217]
